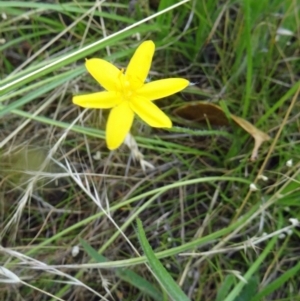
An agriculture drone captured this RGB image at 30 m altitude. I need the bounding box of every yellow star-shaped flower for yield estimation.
[73,40,189,150]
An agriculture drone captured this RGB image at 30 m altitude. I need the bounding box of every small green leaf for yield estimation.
[234,276,259,301]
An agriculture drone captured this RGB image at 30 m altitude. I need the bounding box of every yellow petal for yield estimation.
[136,78,189,101]
[106,101,134,150]
[85,58,122,91]
[130,95,172,128]
[73,91,122,108]
[125,40,155,90]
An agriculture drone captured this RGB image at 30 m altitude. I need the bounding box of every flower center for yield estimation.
[123,79,133,98]
[118,70,135,100]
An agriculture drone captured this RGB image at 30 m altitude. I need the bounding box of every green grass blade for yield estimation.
[0,68,82,117]
[215,275,235,301]
[80,239,163,301]
[251,261,300,301]
[242,0,253,118]
[223,235,278,301]
[256,81,300,126]
[136,218,191,301]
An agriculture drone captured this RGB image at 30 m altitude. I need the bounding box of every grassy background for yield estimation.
[1,0,300,300]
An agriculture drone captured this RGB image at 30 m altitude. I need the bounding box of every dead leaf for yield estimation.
[173,102,271,161]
